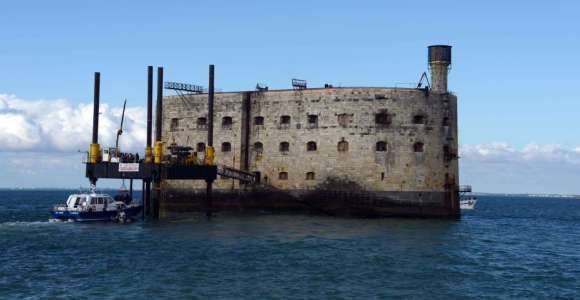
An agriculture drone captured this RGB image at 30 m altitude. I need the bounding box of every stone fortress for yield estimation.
[160,45,459,217]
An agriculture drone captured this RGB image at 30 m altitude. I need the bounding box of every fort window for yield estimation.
[306,141,317,151]
[307,114,318,128]
[376,141,387,152]
[254,116,264,126]
[442,117,450,126]
[221,142,231,152]
[413,142,424,153]
[306,172,315,180]
[337,113,351,127]
[196,117,207,129]
[337,139,349,152]
[170,118,179,132]
[413,114,426,125]
[196,142,206,152]
[279,142,290,152]
[280,116,290,125]
[443,145,454,162]
[254,142,263,153]
[279,172,288,180]
[222,116,233,129]
[375,112,390,127]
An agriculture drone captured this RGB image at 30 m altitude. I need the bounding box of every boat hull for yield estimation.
[50,206,142,222]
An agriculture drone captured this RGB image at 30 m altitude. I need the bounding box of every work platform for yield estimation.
[85,65,257,220]
[86,163,217,181]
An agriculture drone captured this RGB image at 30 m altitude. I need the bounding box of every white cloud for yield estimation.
[0,94,146,153]
[460,142,580,165]
[460,142,580,194]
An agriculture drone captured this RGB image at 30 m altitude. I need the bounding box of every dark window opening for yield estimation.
[443,145,455,162]
[222,116,233,129]
[254,116,264,126]
[381,172,385,181]
[279,172,288,180]
[307,141,317,151]
[196,142,206,152]
[280,115,291,124]
[337,139,349,152]
[306,172,315,180]
[254,142,263,153]
[413,115,426,125]
[375,112,390,126]
[279,142,289,152]
[442,117,450,126]
[197,117,207,129]
[221,142,231,152]
[376,141,387,152]
[307,114,318,128]
[170,118,179,132]
[279,115,291,129]
[414,142,424,153]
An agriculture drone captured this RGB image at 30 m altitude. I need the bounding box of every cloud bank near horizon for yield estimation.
[1,94,579,193]
[0,94,146,153]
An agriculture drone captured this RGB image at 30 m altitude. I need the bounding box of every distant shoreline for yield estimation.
[1,188,578,199]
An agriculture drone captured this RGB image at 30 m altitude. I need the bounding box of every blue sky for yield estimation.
[0,0,579,193]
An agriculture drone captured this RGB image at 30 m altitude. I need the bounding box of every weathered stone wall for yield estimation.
[161,87,459,198]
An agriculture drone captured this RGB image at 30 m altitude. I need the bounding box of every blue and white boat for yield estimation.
[50,192,141,222]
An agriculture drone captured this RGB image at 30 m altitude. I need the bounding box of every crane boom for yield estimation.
[115,99,127,151]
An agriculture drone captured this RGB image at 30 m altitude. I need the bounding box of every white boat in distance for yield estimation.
[460,196,477,210]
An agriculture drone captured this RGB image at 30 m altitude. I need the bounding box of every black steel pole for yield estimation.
[129,179,133,201]
[156,67,163,142]
[208,65,214,147]
[205,65,215,218]
[145,181,151,217]
[147,66,153,148]
[92,72,100,144]
[141,180,145,220]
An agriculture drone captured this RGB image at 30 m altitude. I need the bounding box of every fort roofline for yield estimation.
[164,86,455,97]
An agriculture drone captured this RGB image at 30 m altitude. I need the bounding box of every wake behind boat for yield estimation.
[50,191,141,223]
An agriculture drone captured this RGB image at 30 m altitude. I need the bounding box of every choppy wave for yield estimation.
[0,191,579,298]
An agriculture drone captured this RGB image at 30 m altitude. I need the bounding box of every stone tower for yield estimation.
[428,45,452,94]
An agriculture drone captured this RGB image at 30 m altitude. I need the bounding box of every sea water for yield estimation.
[1,190,579,299]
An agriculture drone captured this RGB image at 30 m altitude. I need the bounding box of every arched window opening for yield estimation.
[279,172,288,180]
[414,142,424,153]
[375,112,390,127]
[307,114,318,128]
[170,118,179,132]
[306,172,315,180]
[254,142,263,153]
[196,117,207,129]
[279,142,290,152]
[337,139,349,152]
[376,141,387,152]
[306,141,317,151]
[221,142,231,152]
[196,142,206,152]
[413,114,426,125]
[254,116,264,126]
[442,117,450,126]
[280,115,291,124]
[222,116,233,129]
